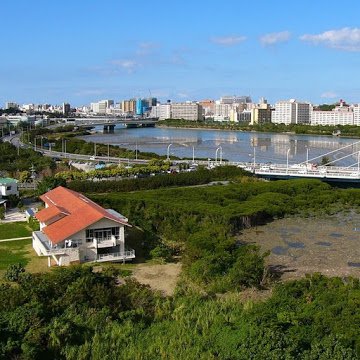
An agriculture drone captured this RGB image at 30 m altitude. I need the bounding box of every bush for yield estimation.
[4,263,26,282]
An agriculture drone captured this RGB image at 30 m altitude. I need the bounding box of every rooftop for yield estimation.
[36,186,130,244]
[0,178,18,184]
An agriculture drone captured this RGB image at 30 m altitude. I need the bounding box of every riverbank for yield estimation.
[157,119,360,138]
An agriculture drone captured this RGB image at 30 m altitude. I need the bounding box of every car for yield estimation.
[89,156,96,160]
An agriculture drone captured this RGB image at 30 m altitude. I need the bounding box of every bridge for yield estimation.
[226,140,360,184]
[66,117,158,132]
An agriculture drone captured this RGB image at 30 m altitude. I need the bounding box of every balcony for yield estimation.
[92,235,118,248]
[33,231,78,256]
[96,249,135,263]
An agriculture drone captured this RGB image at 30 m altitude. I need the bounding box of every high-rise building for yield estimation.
[5,102,18,110]
[250,98,272,125]
[311,101,354,126]
[150,104,171,120]
[136,98,145,115]
[353,105,360,126]
[272,99,311,125]
[91,100,114,114]
[121,99,136,114]
[220,95,252,104]
[170,102,203,121]
[62,102,71,115]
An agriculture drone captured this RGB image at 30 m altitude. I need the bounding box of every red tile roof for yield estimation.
[36,186,130,244]
[35,205,68,223]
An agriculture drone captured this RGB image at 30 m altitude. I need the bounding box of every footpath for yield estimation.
[0,236,32,243]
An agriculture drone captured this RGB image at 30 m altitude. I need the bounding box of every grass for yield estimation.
[0,239,48,277]
[0,239,31,270]
[0,222,32,240]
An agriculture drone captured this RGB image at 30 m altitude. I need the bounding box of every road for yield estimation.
[3,133,150,165]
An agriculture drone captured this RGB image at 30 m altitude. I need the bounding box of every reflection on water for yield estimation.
[78,126,360,165]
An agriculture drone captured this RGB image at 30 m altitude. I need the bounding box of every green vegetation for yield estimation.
[55,159,171,182]
[158,119,360,137]
[88,178,360,292]
[68,165,250,193]
[0,239,31,270]
[0,266,359,359]
[0,141,55,175]
[0,222,32,240]
[1,140,359,358]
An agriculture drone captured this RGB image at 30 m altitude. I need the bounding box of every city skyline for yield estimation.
[3,0,360,106]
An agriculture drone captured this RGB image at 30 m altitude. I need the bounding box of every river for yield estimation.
[78,125,360,166]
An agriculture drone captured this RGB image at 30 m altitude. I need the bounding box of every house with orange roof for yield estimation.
[32,186,135,266]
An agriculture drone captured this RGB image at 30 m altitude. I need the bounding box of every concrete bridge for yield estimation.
[66,117,158,132]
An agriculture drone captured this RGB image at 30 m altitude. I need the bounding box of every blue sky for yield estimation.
[3,0,360,106]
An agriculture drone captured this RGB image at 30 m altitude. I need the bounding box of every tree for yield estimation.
[4,263,25,282]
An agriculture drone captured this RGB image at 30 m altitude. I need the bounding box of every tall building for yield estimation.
[250,98,272,125]
[311,101,354,126]
[91,100,114,114]
[353,105,360,126]
[170,102,203,121]
[62,102,71,115]
[220,95,252,104]
[4,102,18,110]
[121,99,136,114]
[272,99,311,125]
[150,104,171,120]
[199,99,215,117]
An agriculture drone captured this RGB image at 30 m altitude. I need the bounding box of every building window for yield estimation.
[86,227,119,242]
[6,186,11,190]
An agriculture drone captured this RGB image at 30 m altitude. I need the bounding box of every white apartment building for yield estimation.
[170,102,203,121]
[150,104,171,120]
[311,102,354,126]
[91,100,114,114]
[311,109,353,126]
[272,99,311,125]
[214,102,231,119]
[353,105,360,126]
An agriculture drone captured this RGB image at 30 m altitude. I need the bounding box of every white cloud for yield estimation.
[300,27,360,51]
[320,91,338,99]
[136,42,158,55]
[260,31,291,46]
[211,35,246,46]
[111,59,139,73]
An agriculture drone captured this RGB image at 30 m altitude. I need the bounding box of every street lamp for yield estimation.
[167,143,173,161]
[64,139,67,159]
[306,146,310,166]
[215,146,222,165]
[286,148,291,174]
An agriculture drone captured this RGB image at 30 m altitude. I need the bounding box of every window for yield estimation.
[86,227,119,242]
[6,186,11,190]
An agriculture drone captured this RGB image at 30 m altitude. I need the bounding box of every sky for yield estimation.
[3,0,360,106]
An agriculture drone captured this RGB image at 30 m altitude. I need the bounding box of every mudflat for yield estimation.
[239,211,360,280]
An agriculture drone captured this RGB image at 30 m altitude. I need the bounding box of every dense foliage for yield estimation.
[0,267,359,359]
[89,179,360,292]
[68,166,250,193]
[0,141,55,174]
